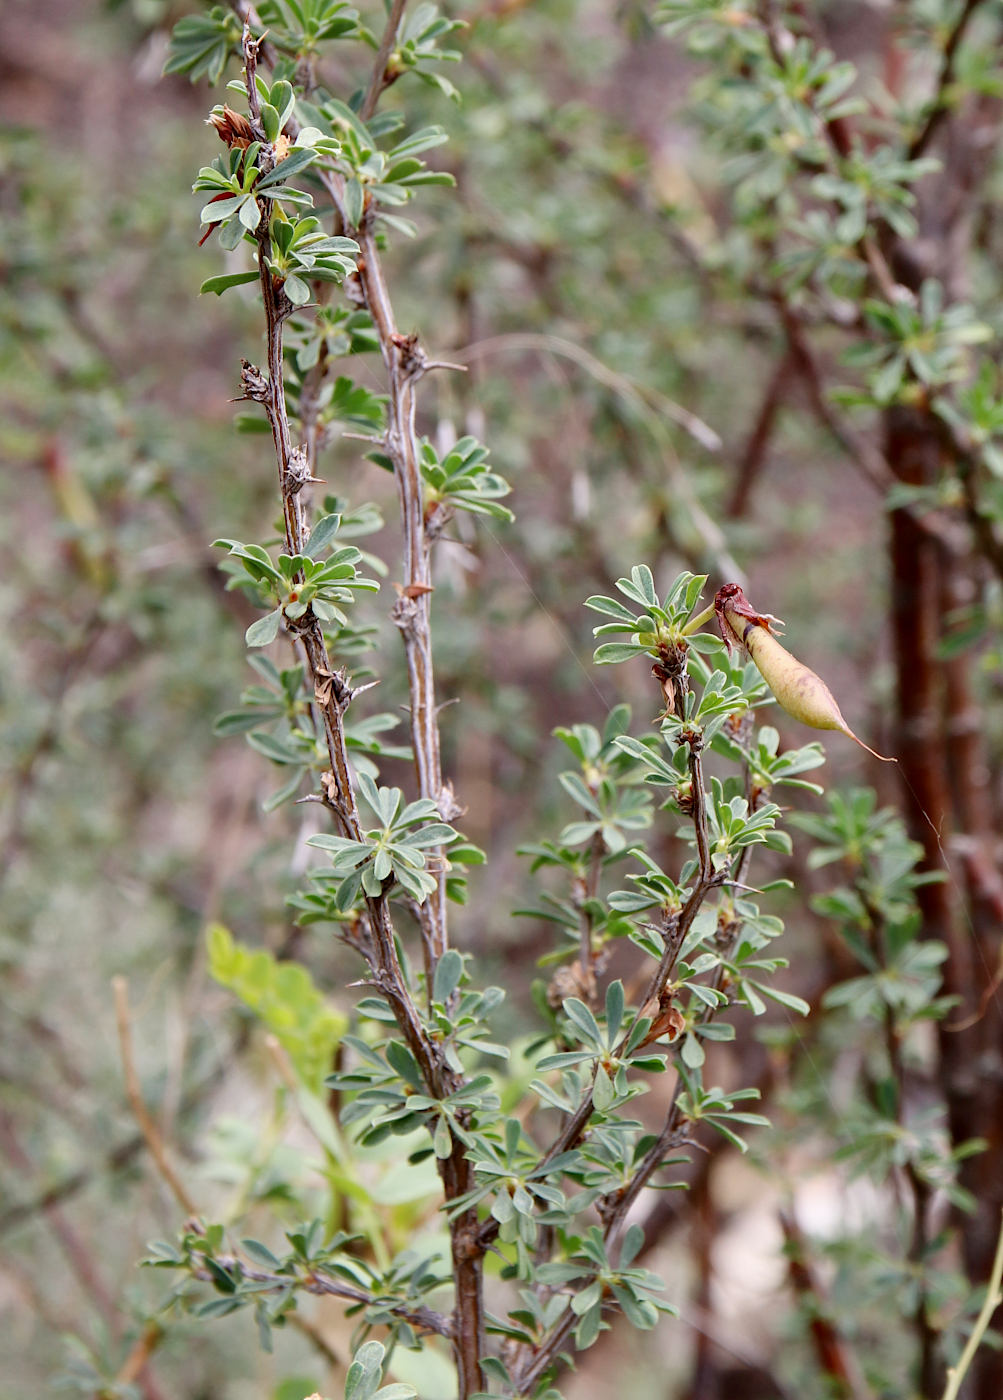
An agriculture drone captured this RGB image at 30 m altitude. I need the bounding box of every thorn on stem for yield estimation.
[236,358,270,403]
[285,446,313,496]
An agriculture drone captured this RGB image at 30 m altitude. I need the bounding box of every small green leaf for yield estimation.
[306,514,343,558]
[593,1062,615,1111]
[434,1114,452,1158]
[200,270,260,296]
[238,196,263,232]
[594,642,646,665]
[605,980,625,1041]
[344,178,365,228]
[256,146,318,190]
[245,609,282,647]
[433,948,464,1003]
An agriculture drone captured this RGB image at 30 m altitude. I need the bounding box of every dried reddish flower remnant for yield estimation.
[207,105,255,149]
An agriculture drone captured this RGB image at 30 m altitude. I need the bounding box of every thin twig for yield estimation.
[113,1323,165,1390]
[356,225,453,982]
[689,742,713,885]
[770,292,976,561]
[458,332,741,582]
[1,608,106,883]
[909,0,986,160]
[511,696,776,1389]
[200,1251,453,1338]
[458,332,722,453]
[727,347,792,518]
[111,977,198,1216]
[863,887,940,1392]
[360,0,408,122]
[486,664,721,1271]
[262,1035,351,1162]
[0,1042,239,1238]
[0,1108,120,1328]
[761,7,1003,584]
[777,301,893,496]
[288,1311,344,1369]
[758,2,899,303]
[0,1116,175,1400]
[680,1303,800,1400]
[0,1139,143,1236]
[957,454,1003,586]
[941,1209,1003,1400]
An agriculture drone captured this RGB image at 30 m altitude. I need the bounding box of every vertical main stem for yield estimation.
[253,241,439,1091]
[354,223,482,1398]
[241,22,482,1390]
[357,228,449,974]
[447,1177,486,1400]
[234,21,484,1396]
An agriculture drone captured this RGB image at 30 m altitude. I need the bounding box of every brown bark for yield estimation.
[886,402,1003,1399]
[881,49,1003,1386]
[727,348,792,519]
[688,1172,718,1400]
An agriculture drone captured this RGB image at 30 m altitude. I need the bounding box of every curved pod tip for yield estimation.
[714,583,896,763]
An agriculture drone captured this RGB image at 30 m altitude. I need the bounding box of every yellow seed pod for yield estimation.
[715,584,895,762]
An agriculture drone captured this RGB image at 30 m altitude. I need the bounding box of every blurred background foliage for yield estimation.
[2,0,1003,1397]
